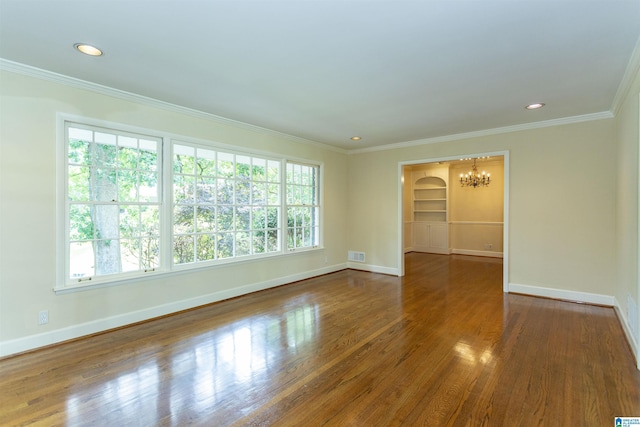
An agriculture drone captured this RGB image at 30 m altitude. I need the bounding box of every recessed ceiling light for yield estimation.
[74,43,103,56]
[525,103,545,110]
[350,136,362,141]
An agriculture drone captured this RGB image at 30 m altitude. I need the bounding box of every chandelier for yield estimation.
[460,158,491,188]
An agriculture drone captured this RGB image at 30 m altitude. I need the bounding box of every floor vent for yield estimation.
[348,251,366,262]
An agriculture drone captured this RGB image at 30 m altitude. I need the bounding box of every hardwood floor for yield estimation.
[1,253,639,426]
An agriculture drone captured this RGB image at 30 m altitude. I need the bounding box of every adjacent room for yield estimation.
[1,0,639,425]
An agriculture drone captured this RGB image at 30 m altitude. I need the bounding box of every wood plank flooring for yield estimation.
[1,253,639,426]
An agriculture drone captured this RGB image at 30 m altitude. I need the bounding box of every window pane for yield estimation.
[217,233,233,258]
[217,206,233,231]
[235,206,250,230]
[196,177,216,204]
[197,149,216,177]
[196,206,216,232]
[117,170,138,202]
[68,138,91,165]
[236,155,251,179]
[174,205,195,234]
[69,204,93,241]
[217,179,233,204]
[196,234,216,262]
[217,152,234,178]
[68,166,91,201]
[120,239,140,272]
[69,241,94,279]
[252,158,266,181]
[174,235,195,264]
[94,205,119,239]
[140,206,159,236]
[174,145,195,174]
[139,172,158,203]
[140,237,160,269]
[236,180,250,205]
[93,169,117,201]
[236,231,250,256]
[120,206,139,238]
[174,175,195,204]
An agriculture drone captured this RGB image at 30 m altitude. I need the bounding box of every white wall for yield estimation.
[0,70,350,356]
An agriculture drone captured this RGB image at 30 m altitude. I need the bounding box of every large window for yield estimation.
[65,123,161,283]
[60,119,321,289]
[286,163,320,250]
[172,143,282,264]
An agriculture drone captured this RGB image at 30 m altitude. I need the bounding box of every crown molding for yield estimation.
[347,111,614,155]
[0,58,347,155]
[611,35,640,116]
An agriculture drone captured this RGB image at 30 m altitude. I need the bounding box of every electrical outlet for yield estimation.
[484,243,493,250]
[38,310,49,325]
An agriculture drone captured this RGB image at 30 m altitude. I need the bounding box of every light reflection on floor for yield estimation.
[65,303,319,424]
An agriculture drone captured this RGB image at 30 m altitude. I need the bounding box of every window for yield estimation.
[59,118,321,290]
[286,163,320,250]
[64,123,161,283]
[172,143,282,264]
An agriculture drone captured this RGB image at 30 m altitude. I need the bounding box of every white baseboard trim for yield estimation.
[508,283,615,306]
[346,262,399,276]
[613,297,640,370]
[0,263,347,358]
[451,249,503,258]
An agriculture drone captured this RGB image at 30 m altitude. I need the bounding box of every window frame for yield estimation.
[56,115,323,292]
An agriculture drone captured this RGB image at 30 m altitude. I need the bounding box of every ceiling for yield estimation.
[1,1,639,151]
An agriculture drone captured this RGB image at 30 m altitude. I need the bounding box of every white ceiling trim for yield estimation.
[347,111,614,155]
[612,35,640,116]
[0,58,347,155]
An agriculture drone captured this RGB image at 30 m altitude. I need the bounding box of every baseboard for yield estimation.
[451,249,503,258]
[613,297,640,370]
[508,283,615,306]
[346,262,399,276]
[0,263,348,358]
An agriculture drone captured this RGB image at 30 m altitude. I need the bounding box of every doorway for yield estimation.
[398,151,509,292]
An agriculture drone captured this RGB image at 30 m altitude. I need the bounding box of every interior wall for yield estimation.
[614,65,640,363]
[449,158,504,255]
[348,118,617,299]
[0,70,350,356]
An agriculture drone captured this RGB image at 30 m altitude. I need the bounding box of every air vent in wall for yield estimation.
[348,251,366,262]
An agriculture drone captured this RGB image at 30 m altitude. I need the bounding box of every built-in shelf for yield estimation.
[413,176,447,222]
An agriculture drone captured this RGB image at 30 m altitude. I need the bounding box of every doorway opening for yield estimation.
[398,151,509,292]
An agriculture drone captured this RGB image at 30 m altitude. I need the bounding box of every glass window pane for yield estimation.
[69,204,93,241]
[69,127,93,142]
[252,158,266,181]
[68,138,91,165]
[174,175,195,204]
[69,241,95,279]
[235,232,250,256]
[196,206,216,232]
[217,152,234,178]
[173,235,195,264]
[267,160,280,182]
[197,148,216,177]
[139,172,158,203]
[94,141,117,168]
[174,205,195,234]
[217,179,233,204]
[118,170,138,202]
[217,206,233,231]
[235,180,250,205]
[174,145,195,174]
[252,231,266,254]
[120,239,140,272]
[68,166,91,201]
[235,206,250,230]
[119,205,139,238]
[236,155,251,179]
[217,233,234,258]
[140,237,160,269]
[252,183,266,205]
[140,206,159,236]
[197,177,216,204]
[267,230,279,252]
[94,205,120,239]
[93,169,117,201]
[117,145,138,169]
[196,234,216,262]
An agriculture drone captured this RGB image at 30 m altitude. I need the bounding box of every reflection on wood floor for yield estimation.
[1,253,639,426]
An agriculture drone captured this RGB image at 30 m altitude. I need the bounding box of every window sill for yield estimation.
[54,246,324,294]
